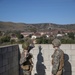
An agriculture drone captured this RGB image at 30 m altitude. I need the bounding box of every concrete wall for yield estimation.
[0,45,19,75]
[28,44,75,75]
[0,44,75,75]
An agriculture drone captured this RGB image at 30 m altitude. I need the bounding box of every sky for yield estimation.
[0,0,75,24]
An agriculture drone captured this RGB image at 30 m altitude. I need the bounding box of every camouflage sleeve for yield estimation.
[52,51,60,74]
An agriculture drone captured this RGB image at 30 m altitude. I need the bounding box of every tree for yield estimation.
[0,35,11,44]
[10,39,16,44]
[16,33,24,39]
[58,31,61,34]
[36,35,52,44]
[68,32,74,40]
[28,34,33,38]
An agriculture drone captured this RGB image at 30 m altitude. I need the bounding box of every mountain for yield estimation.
[0,21,75,32]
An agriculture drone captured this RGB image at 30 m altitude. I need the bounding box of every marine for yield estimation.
[20,38,34,75]
[51,38,64,75]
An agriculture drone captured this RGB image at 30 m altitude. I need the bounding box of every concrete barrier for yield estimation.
[0,45,19,75]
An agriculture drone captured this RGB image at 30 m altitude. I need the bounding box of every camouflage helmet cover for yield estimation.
[52,38,61,47]
[22,42,29,50]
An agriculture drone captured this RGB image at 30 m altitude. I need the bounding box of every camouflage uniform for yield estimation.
[20,53,33,75]
[51,38,64,75]
[20,38,34,75]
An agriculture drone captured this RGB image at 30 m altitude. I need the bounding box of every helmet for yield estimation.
[22,42,29,50]
[52,38,61,47]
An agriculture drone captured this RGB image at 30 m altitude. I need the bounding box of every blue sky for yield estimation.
[0,0,75,24]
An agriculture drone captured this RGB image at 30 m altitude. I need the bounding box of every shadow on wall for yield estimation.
[63,54,72,75]
[35,45,46,75]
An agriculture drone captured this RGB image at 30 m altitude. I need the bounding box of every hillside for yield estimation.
[0,21,75,32]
